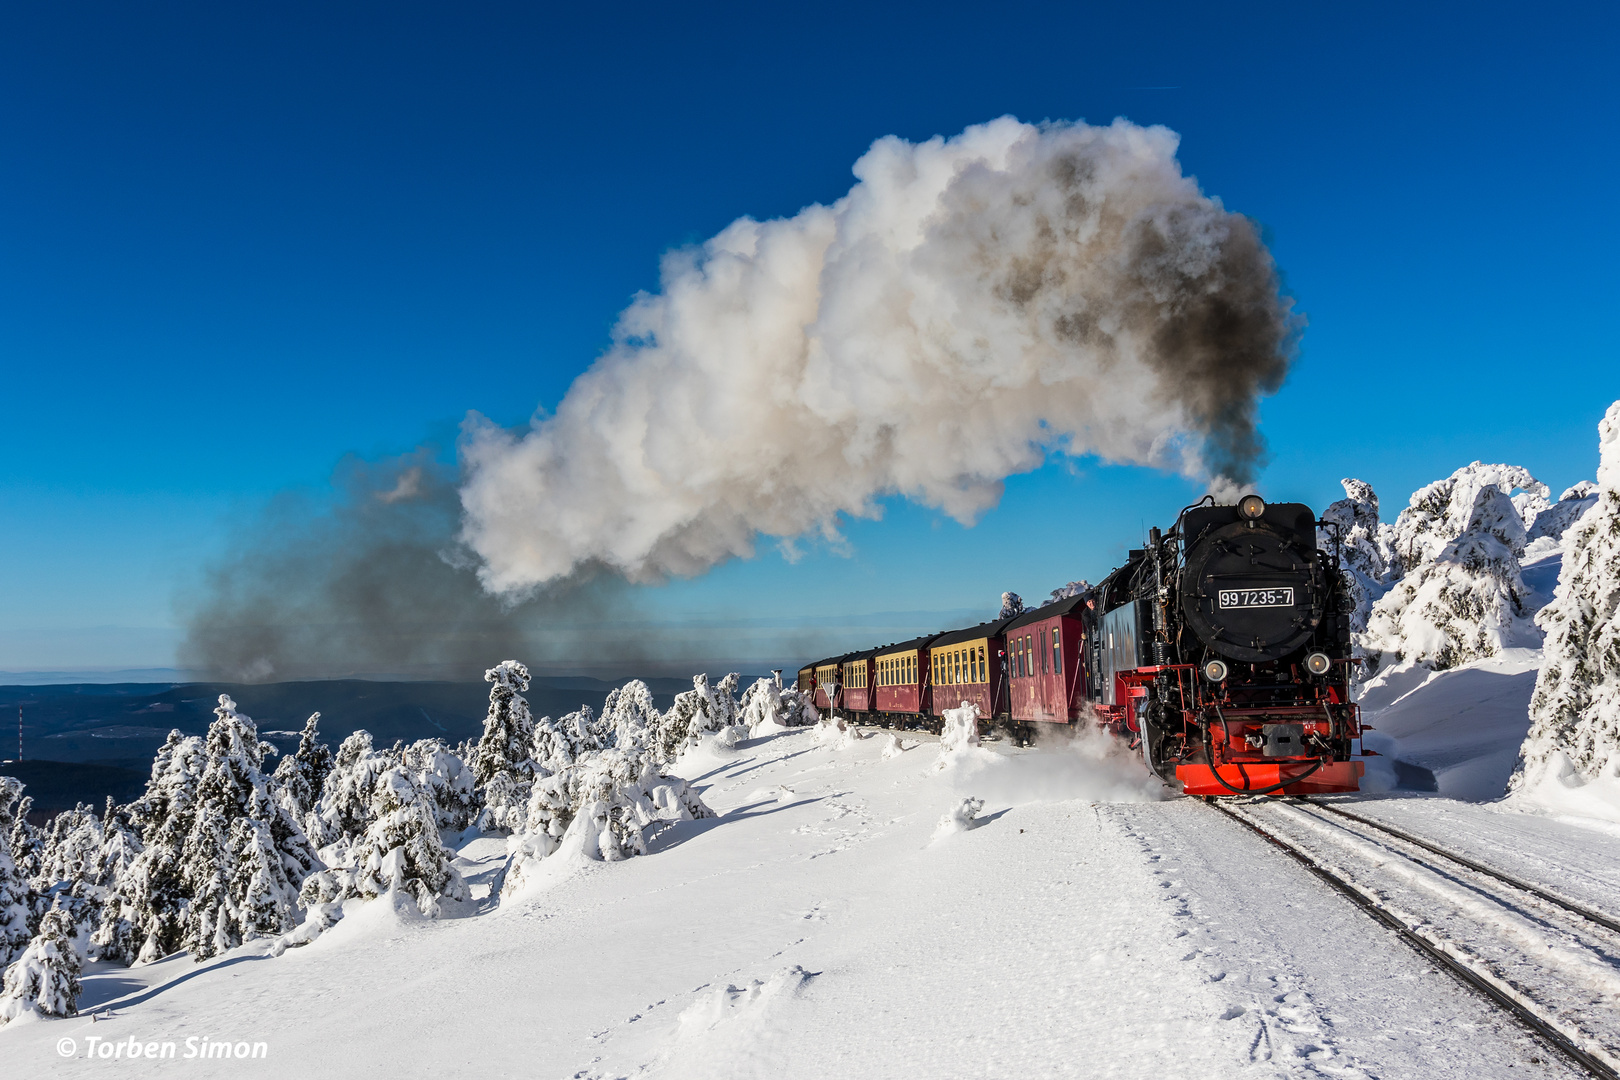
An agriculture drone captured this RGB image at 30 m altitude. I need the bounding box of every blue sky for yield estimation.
[2,1,1616,674]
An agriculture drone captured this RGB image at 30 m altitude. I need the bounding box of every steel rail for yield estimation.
[1306,801,1620,936]
[1208,799,1620,1080]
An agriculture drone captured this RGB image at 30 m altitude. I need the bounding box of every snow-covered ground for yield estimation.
[5,722,1616,1078]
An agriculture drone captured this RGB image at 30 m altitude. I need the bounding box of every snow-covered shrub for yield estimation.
[308,730,394,851]
[402,739,480,832]
[502,747,713,894]
[532,705,607,775]
[1363,464,1542,674]
[272,712,333,822]
[646,673,743,763]
[602,679,662,750]
[1511,402,1620,803]
[939,703,982,754]
[301,766,469,918]
[471,661,538,831]
[813,710,865,748]
[738,674,797,734]
[0,908,80,1024]
[999,592,1025,618]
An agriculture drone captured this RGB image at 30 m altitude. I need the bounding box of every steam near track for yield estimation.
[462,116,1301,595]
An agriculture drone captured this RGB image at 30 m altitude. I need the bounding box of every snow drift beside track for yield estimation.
[937,724,1168,806]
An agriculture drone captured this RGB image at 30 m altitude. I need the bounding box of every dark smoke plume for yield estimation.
[177,452,636,681]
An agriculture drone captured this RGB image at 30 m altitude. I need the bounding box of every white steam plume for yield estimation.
[461,117,1298,595]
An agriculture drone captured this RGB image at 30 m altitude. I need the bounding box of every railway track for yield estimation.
[1209,797,1620,1080]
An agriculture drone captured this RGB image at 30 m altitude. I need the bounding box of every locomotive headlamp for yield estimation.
[1203,659,1229,682]
[1237,494,1266,520]
[1305,651,1333,676]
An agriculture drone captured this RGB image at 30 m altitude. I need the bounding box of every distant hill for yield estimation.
[0,760,148,823]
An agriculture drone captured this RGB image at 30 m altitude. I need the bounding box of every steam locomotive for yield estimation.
[798,494,1364,796]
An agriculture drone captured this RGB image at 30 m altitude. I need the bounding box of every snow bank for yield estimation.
[675,966,815,1041]
[500,749,714,900]
[1356,651,1542,801]
[813,712,866,749]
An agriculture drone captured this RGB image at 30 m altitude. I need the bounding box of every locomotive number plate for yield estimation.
[1218,587,1294,609]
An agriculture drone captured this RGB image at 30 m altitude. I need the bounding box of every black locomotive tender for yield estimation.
[798,494,1364,796]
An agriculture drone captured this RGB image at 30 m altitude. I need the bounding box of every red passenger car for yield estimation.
[840,650,876,715]
[872,633,940,727]
[928,615,1020,727]
[1002,595,1091,726]
[812,655,843,712]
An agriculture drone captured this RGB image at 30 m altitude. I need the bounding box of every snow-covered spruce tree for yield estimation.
[1362,464,1542,674]
[999,592,1025,618]
[0,782,32,970]
[30,803,108,959]
[177,695,319,962]
[1511,402,1620,795]
[87,803,143,965]
[33,803,102,894]
[601,679,662,751]
[472,660,538,831]
[738,675,788,733]
[1383,462,1544,579]
[402,739,480,832]
[102,730,206,964]
[7,791,42,885]
[301,766,468,917]
[1317,479,1392,638]
[272,712,333,823]
[0,907,80,1024]
[1526,482,1601,549]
